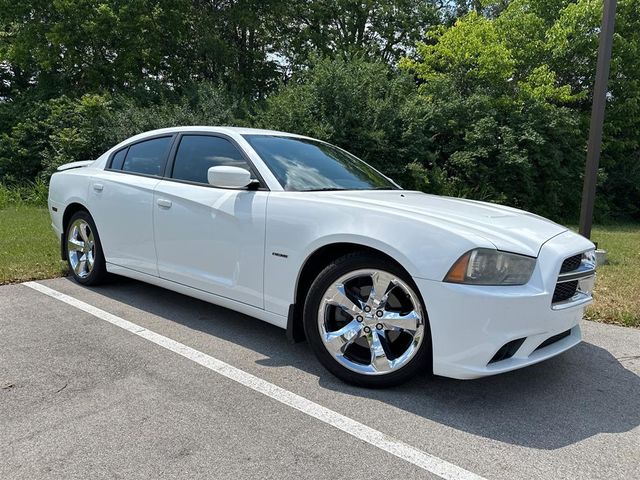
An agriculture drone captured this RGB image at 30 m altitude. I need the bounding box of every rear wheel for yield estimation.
[65,210,107,285]
[304,253,431,387]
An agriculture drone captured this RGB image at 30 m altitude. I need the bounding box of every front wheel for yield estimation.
[303,253,431,387]
[65,210,108,285]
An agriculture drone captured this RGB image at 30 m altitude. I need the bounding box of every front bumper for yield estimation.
[416,230,595,379]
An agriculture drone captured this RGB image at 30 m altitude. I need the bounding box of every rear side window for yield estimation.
[120,137,172,176]
[171,135,255,184]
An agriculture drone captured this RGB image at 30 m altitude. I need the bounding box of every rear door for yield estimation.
[153,133,268,308]
[88,135,174,276]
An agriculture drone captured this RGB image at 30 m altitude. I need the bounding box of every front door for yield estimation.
[153,134,268,308]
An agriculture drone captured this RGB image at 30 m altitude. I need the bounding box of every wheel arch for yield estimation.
[286,240,424,343]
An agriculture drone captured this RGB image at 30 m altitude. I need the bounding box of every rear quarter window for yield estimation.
[117,137,172,176]
[110,148,128,170]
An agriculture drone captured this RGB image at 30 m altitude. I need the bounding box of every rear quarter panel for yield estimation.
[48,169,94,237]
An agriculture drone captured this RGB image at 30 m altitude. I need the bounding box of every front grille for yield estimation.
[553,280,578,302]
[535,329,571,351]
[552,251,596,306]
[560,254,582,273]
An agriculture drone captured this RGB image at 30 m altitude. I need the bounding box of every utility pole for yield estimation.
[579,0,617,239]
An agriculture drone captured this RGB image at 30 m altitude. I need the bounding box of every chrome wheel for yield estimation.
[318,269,425,375]
[67,219,96,279]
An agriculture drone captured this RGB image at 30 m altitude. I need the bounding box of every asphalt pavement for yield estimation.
[1,276,639,479]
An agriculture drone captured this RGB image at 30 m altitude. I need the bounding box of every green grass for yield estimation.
[0,203,638,327]
[585,224,640,328]
[0,206,67,284]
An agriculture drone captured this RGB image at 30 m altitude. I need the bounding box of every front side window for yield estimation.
[243,135,398,191]
[121,136,172,176]
[172,135,255,184]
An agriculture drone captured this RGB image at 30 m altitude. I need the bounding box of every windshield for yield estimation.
[243,135,399,191]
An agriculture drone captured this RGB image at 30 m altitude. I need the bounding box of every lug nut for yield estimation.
[376,310,383,317]
[356,315,363,322]
[363,326,371,333]
[376,323,383,330]
[364,305,371,312]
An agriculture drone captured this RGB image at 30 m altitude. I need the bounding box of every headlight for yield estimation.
[444,248,536,285]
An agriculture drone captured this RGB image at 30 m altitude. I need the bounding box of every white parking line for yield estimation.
[24,281,486,480]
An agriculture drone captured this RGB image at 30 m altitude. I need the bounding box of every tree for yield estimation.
[0,0,289,100]
[0,1,198,97]
[1,0,639,220]
[400,11,587,219]
[276,0,440,70]
[401,1,640,220]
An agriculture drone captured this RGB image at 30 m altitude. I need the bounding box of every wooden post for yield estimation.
[579,0,617,238]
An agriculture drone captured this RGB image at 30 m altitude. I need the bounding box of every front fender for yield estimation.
[301,233,417,277]
[263,193,492,317]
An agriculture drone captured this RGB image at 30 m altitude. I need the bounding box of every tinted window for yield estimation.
[121,137,172,176]
[172,135,255,184]
[110,147,128,170]
[243,135,398,191]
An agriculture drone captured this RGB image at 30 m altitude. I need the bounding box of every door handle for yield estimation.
[93,183,104,192]
[157,198,172,208]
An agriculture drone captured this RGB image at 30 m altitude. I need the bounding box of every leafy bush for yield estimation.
[0,84,240,187]
[254,55,586,220]
[0,179,48,209]
[0,94,112,183]
[255,56,432,184]
[105,84,241,144]
[1,1,639,221]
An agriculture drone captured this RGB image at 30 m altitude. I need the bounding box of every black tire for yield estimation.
[303,252,432,388]
[65,210,108,286]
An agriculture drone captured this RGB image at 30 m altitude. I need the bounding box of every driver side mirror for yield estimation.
[207,166,252,189]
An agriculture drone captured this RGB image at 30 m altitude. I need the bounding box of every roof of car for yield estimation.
[99,126,319,166]
[131,126,309,139]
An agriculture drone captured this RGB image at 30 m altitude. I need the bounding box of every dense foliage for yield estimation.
[1,0,638,221]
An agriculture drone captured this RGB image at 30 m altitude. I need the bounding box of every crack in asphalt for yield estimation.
[54,382,68,394]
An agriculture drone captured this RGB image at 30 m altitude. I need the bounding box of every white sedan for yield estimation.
[48,126,597,387]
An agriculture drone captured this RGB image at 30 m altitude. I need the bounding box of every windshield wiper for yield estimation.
[305,188,346,191]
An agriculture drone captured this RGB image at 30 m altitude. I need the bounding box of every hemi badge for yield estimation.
[272,252,288,258]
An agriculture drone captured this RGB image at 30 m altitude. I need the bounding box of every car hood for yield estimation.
[323,190,567,257]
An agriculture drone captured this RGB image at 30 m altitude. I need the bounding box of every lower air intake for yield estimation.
[488,337,526,364]
[535,329,571,351]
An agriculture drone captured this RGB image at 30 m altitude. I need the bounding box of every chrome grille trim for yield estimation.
[556,263,597,283]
